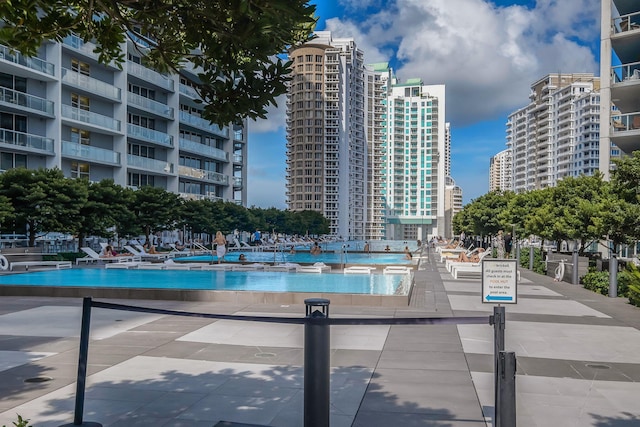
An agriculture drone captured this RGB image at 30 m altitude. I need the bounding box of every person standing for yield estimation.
[496,230,505,258]
[504,232,513,258]
[214,231,227,263]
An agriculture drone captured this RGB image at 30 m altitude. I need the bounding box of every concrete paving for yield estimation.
[0,248,639,426]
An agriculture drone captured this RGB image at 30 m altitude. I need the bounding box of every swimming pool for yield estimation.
[178,251,412,265]
[0,269,411,296]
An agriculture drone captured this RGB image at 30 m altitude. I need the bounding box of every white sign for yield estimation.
[482,259,518,304]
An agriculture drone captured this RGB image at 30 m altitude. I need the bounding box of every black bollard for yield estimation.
[497,351,517,427]
[572,249,579,285]
[529,244,534,270]
[609,254,618,298]
[490,306,506,427]
[59,297,102,426]
[304,298,330,427]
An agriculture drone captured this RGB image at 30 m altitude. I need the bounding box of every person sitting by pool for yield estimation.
[289,246,296,254]
[101,245,117,257]
[404,246,412,260]
[238,253,246,261]
[455,248,485,263]
[444,239,460,249]
[174,241,185,251]
[384,245,391,252]
[310,242,321,255]
[363,241,370,253]
[144,243,159,254]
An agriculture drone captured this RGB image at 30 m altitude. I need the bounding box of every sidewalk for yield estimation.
[0,250,639,426]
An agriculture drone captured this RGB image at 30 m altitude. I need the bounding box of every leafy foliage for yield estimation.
[0,0,316,126]
[2,414,32,427]
[581,269,611,296]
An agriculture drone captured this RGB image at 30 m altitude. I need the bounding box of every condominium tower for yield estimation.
[383,80,446,241]
[599,0,639,178]
[0,35,247,203]
[489,149,512,192]
[506,73,600,193]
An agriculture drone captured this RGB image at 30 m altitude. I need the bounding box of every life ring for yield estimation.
[554,261,565,281]
[0,255,9,271]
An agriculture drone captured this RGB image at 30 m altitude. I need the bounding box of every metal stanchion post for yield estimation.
[529,244,534,270]
[609,254,618,298]
[497,351,517,427]
[304,298,331,427]
[60,297,102,427]
[572,248,579,285]
[490,305,505,427]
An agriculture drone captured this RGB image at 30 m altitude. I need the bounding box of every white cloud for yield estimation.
[248,95,288,134]
[328,0,600,126]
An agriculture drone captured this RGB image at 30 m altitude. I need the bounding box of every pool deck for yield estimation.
[1,249,640,426]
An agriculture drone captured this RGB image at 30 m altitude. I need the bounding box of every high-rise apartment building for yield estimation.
[383,80,446,241]
[0,35,247,203]
[506,73,600,193]
[599,1,639,178]
[489,149,512,192]
[286,31,367,239]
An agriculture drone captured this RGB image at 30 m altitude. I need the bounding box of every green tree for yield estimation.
[76,179,136,248]
[0,168,88,246]
[0,0,316,126]
[129,186,182,244]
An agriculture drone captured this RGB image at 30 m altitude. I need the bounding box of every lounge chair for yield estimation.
[134,244,173,259]
[10,260,72,271]
[76,247,140,265]
[162,259,206,270]
[383,266,413,275]
[343,266,377,274]
[232,263,267,271]
[125,245,172,261]
[265,262,301,272]
[296,262,331,273]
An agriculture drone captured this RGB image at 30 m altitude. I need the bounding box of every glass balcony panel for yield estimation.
[0,44,55,76]
[178,165,228,184]
[178,138,228,161]
[62,35,101,61]
[62,104,121,131]
[179,111,229,137]
[0,129,54,152]
[61,140,121,165]
[179,83,200,100]
[127,92,173,118]
[61,68,121,101]
[127,154,173,173]
[0,87,54,115]
[128,62,174,92]
[127,123,173,147]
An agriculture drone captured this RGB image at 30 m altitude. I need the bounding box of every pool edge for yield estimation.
[0,285,410,307]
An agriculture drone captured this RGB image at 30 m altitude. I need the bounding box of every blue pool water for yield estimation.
[0,269,411,295]
[178,252,411,265]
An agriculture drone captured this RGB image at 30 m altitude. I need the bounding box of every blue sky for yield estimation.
[247,0,601,208]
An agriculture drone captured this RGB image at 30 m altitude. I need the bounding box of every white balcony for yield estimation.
[127,123,173,147]
[177,165,228,184]
[0,44,55,77]
[0,129,54,154]
[128,61,174,92]
[61,68,121,101]
[62,104,121,133]
[0,87,54,117]
[61,140,121,165]
[127,92,173,119]
[178,138,228,161]
[127,154,173,174]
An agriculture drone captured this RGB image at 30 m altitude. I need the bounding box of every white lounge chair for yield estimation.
[343,266,377,274]
[76,247,140,265]
[10,260,72,271]
[232,263,267,271]
[125,245,171,261]
[296,262,331,273]
[134,244,173,259]
[383,266,413,275]
[265,263,301,272]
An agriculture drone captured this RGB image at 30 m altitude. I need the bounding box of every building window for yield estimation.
[70,128,90,145]
[71,58,90,76]
[128,83,156,100]
[128,173,155,187]
[0,73,27,92]
[0,152,27,170]
[71,93,90,110]
[128,144,155,158]
[71,161,90,179]
[128,113,155,129]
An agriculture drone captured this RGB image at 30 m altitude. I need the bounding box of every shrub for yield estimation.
[581,269,610,296]
[629,285,640,307]
[519,247,545,275]
[2,414,32,427]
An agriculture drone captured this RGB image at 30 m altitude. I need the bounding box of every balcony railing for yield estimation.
[61,68,121,101]
[179,192,222,202]
[611,112,640,132]
[611,61,640,84]
[0,44,55,76]
[61,140,121,165]
[127,123,173,147]
[178,165,228,184]
[613,12,640,34]
[179,83,200,100]
[179,111,229,137]
[0,87,54,115]
[127,61,174,92]
[178,138,228,161]
[127,154,173,173]
[62,104,121,131]
[127,92,173,118]
[0,129,54,153]
[233,176,243,187]
[62,35,102,62]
